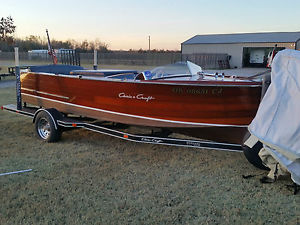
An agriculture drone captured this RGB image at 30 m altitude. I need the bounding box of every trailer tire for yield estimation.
[242,132,270,171]
[35,111,61,142]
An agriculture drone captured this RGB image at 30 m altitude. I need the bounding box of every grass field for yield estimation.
[0,87,299,224]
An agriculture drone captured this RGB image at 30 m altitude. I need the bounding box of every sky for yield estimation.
[1,0,300,50]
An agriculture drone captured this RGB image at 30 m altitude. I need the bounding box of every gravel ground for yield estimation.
[0,80,15,88]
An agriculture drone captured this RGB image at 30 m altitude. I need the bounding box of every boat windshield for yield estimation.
[150,61,202,80]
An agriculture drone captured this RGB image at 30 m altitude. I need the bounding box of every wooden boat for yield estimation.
[20,62,262,143]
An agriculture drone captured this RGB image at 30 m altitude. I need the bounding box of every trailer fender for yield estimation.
[33,108,63,130]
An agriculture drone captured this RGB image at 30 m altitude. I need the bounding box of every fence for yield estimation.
[0,52,230,69]
[182,53,230,69]
[0,52,45,61]
[81,52,181,66]
[0,52,181,67]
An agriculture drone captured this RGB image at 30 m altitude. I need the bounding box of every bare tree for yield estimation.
[0,16,16,42]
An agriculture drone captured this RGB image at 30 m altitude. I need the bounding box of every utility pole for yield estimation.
[93,49,98,70]
[148,35,151,51]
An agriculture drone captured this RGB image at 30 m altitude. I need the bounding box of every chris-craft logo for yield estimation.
[118,92,155,102]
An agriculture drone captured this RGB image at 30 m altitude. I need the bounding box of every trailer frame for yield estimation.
[2,104,243,152]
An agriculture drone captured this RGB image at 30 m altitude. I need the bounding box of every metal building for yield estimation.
[181,32,300,68]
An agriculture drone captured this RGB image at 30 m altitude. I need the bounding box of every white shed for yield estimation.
[181,32,300,68]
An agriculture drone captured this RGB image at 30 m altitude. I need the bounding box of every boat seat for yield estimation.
[135,73,146,80]
[134,71,153,80]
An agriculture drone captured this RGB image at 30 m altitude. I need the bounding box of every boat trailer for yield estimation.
[2,104,243,152]
[2,47,243,153]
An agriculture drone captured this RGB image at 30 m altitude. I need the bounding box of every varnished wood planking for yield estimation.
[21,72,261,126]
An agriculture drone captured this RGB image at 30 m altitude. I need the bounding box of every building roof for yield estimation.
[182,32,300,45]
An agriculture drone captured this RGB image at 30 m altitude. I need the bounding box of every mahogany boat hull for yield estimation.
[20,72,261,143]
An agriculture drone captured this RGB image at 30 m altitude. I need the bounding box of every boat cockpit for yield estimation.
[23,61,265,83]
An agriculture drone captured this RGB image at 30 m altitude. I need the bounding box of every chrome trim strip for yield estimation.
[22,93,248,128]
[21,88,69,100]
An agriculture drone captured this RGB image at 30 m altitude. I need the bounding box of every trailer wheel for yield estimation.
[242,132,270,171]
[35,111,61,142]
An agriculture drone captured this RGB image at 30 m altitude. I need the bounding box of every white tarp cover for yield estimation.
[248,49,300,184]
